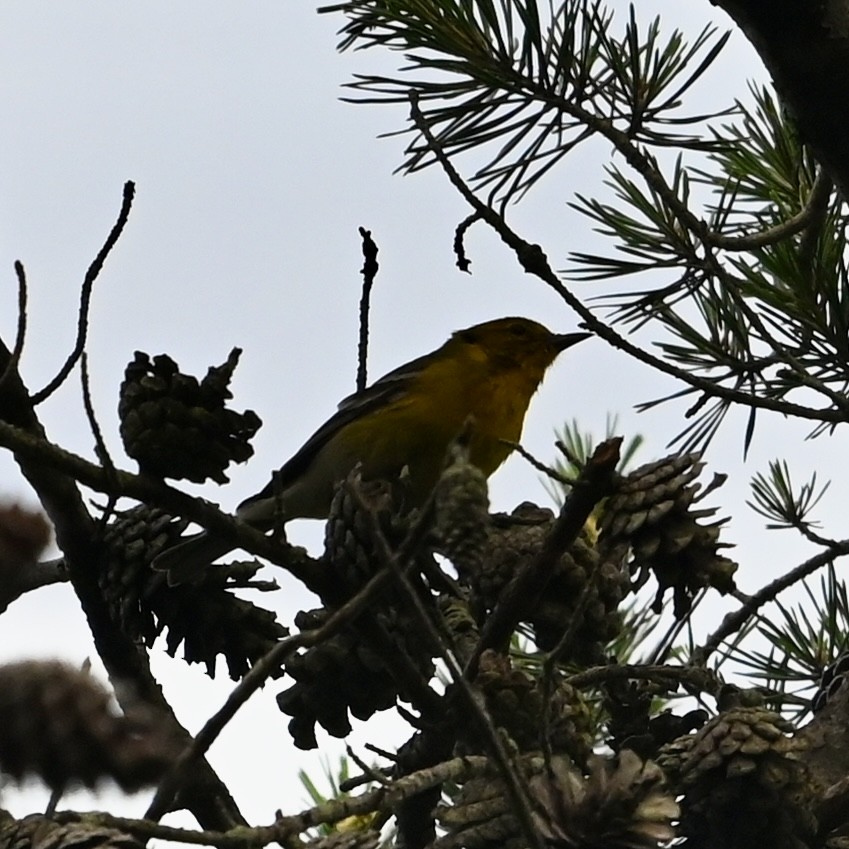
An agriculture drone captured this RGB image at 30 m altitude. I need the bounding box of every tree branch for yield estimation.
[0,417,325,589]
[407,93,849,427]
[31,181,135,404]
[0,335,245,829]
[691,540,849,665]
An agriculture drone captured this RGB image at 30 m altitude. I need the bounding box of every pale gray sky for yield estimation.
[0,0,834,830]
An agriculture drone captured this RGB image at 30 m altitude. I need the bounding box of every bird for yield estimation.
[153,316,590,584]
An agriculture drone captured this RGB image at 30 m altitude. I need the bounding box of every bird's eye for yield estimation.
[509,323,529,337]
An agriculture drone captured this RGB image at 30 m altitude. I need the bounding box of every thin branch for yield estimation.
[31,181,135,404]
[65,756,497,848]
[501,438,571,485]
[80,353,121,535]
[0,261,28,396]
[566,662,721,694]
[692,540,849,665]
[0,417,325,588]
[346,743,390,786]
[544,89,826,253]
[706,167,832,251]
[453,212,479,272]
[80,353,114,473]
[407,93,848,427]
[798,170,834,267]
[0,556,68,613]
[357,226,379,392]
[646,588,708,665]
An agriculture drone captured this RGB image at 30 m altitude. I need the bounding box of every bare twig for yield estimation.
[566,662,721,694]
[453,212,479,272]
[0,261,28,395]
[797,170,834,269]
[501,439,571,485]
[357,226,379,392]
[692,540,849,665]
[646,589,708,665]
[0,556,68,613]
[65,756,497,848]
[346,744,390,786]
[80,353,120,532]
[80,353,114,473]
[32,181,135,404]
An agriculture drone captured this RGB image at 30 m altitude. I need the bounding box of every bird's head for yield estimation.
[454,316,590,377]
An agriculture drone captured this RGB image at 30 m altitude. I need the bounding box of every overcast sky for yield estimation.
[0,0,837,830]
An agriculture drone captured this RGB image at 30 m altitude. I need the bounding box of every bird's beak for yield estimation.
[551,331,592,351]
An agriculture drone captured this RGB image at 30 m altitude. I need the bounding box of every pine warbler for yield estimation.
[156,317,589,583]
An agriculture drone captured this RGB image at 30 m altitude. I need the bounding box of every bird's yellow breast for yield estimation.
[336,346,548,499]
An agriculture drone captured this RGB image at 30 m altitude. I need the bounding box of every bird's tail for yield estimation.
[151,532,233,586]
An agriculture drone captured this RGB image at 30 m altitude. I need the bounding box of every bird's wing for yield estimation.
[237,351,434,510]
[335,350,436,414]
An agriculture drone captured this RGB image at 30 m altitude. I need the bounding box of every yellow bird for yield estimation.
[155,317,589,583]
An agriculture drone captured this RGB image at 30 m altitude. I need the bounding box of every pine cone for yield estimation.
[436,752,678,849]
[0,661,173,792]
[0,815,143,849]
[0,504,54,614]
[474,650,543,753]
[433,441,490,576]
[531,752,679,849]
[279,475,435,749]
[468,650,593,764]
[323,473,399,592]
[100,504,288,679]
[278,605,430,748]
[99,504,189,640]
[439,593,480,666]
[436,774,518,849]
[0,504,50,570]
[656,732,696,792]
[544,679,595,767]
[119,349,261,483]
[474,504,628,662]
[598,453,737,617]
[675,706,815,849]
